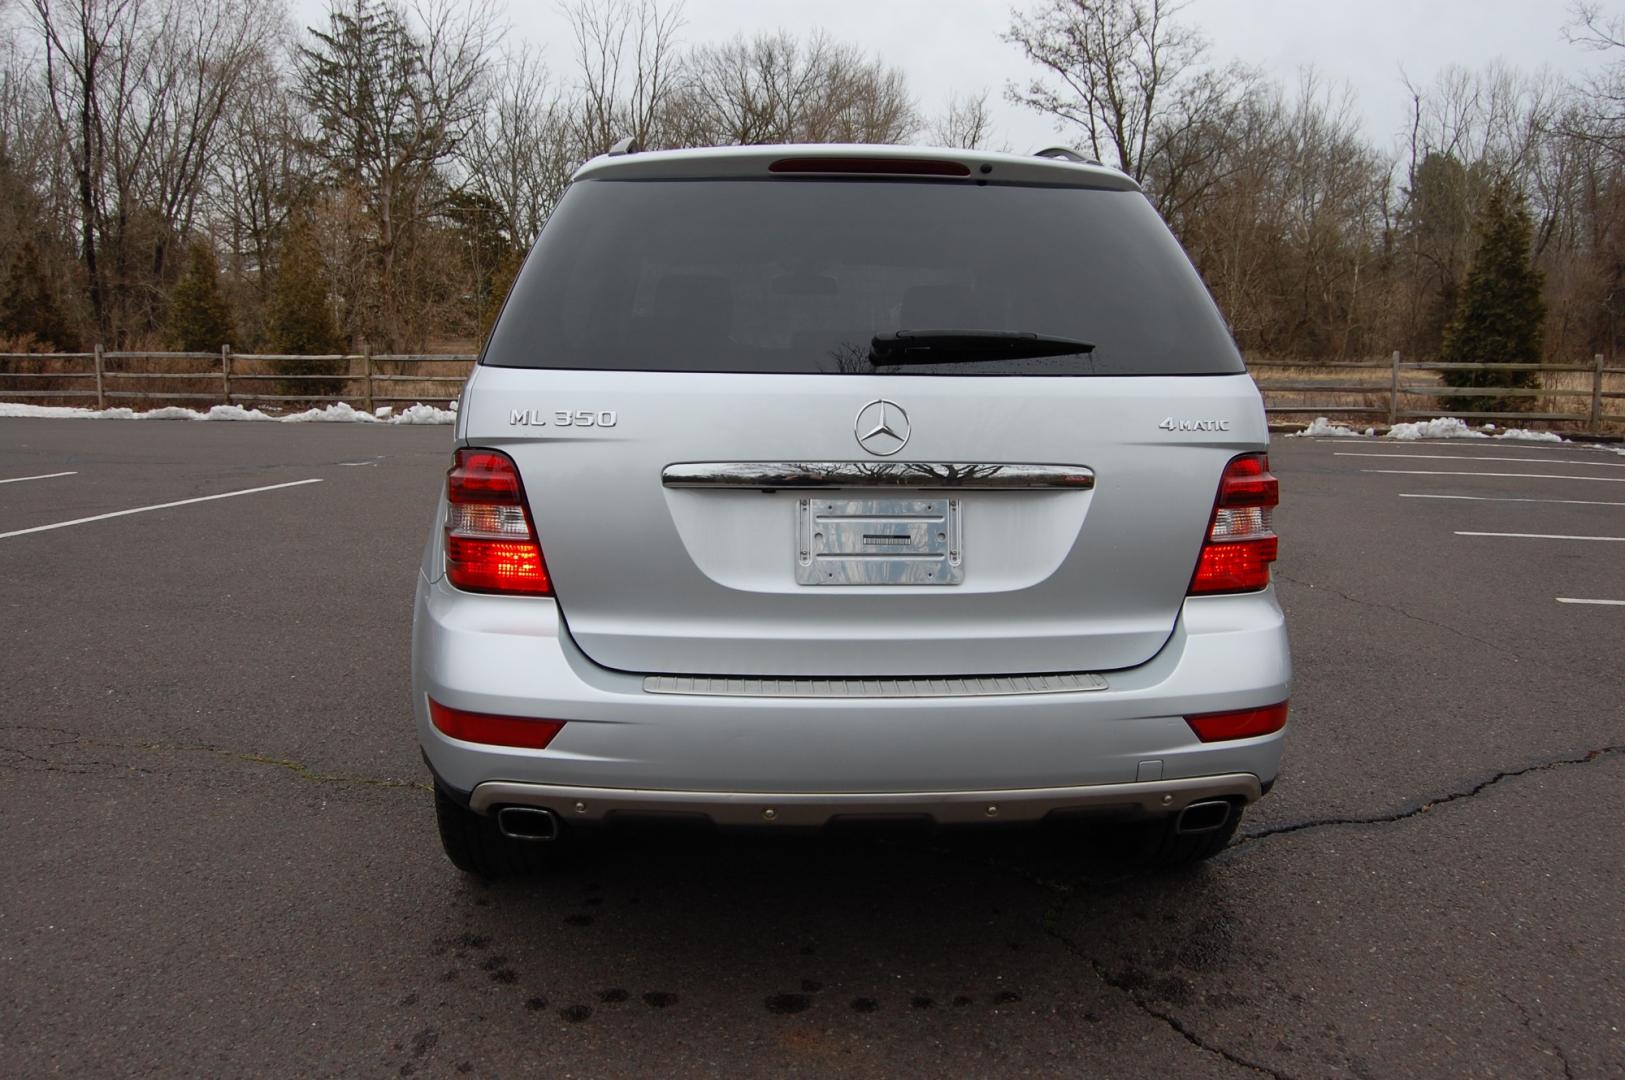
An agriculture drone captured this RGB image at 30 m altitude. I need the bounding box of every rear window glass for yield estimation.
[484,177,1243,376]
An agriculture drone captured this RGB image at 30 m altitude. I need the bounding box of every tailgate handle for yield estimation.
[661,462,1094,490]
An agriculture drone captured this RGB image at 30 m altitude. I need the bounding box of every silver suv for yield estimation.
[413,144,1289,876]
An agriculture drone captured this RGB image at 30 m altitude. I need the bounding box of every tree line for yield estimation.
[0,0,1621,367]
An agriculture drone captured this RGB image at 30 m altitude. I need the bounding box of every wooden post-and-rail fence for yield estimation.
[0,348,1622,434]
[1243,351,1622,434]
[0,348,474,410]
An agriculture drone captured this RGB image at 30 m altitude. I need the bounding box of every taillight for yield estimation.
[428,698,564,749]
[1189,453,1278,595]
[1186,701,1289,742]
[444,448,551,595]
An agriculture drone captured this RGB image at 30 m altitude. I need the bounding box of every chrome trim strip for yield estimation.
[470,774,1264,826]
[661,461,1094,490]
[642,672,1107,698]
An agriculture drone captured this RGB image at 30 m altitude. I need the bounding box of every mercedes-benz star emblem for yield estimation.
[854,399,910,456]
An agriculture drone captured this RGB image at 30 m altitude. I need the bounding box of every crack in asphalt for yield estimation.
[1501,992,1577,1080]
[0,730,152,776]
[1041,894,1294,1080]
[0,744,146,776]
[1273,571,1514,656]
[216,750,429,791]
[892,746,1624,1078]
[1240,746,1623,844]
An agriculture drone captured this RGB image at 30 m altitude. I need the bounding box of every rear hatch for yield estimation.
[464,149,1266,677]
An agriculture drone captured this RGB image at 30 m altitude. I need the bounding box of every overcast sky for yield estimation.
[296,0,1613,155]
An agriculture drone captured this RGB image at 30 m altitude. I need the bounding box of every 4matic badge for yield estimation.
[1158,416,1231,432]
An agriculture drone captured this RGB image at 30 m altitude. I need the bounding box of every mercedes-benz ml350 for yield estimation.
[412,144,1290,876]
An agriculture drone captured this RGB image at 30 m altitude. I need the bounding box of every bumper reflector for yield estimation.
[1185,701,1289,742]
[428,698,564,750]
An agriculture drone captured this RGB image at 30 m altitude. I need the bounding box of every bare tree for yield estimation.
[670,29,917,147]
[1005,0,1208,182]
[674,31,825,145]
[461,44,575,248]
[929,90,995,149]
[27,0,281,341]
[563,0,684,155]
[210,53,310,312]
[1563,2,1625,159]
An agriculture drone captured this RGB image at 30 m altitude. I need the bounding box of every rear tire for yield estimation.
[434,785,554,879]
[1125,805,1243,868]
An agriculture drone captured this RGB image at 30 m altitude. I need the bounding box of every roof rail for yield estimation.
[1033,146,1103,167]
[607,137,640,157]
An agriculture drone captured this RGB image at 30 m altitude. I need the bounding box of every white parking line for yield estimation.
[1364,469,1625,483]
[1455,531,1625,542]
[0,478,323,540]
[1556,597,1625,606]
[0,470,78,485]
[1339,452,1625,468]
[1399,493,1625,507]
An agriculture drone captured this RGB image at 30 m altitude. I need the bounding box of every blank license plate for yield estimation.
[796,497,963,585]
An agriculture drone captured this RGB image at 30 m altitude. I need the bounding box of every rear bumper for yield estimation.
[467,773,1261,827]
[412,573,1290,808]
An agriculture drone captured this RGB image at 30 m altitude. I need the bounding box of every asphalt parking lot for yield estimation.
[2,418,1622,1079]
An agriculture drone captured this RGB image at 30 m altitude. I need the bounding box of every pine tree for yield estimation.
[1438,183,1546,415]
[268,213,344,397]
[0,241,73,349]
[169,241,236,351]
[480,246,526,344]
[269,213,341,355]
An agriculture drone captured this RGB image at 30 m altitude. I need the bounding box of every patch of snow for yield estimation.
[0,400,454,424]
[1290,416,1366,437]
[281,402,380,423]
[202,404,278,421]
[1492,427,1563,442]
[1387,416,1576,443]
[1386,416,1486,441]
[387,403,456,424]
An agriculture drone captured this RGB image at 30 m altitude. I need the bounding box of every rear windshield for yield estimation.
[484,177,1243,376]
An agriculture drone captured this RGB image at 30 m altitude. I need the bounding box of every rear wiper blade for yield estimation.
[869,329,1095,365]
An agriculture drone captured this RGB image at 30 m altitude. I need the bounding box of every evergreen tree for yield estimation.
[1439,183,1546,415]
[268,212,344,397]
[269,213,342,354]
[480,246,525,344]
[0,241,73,350]
[169,241,236,351]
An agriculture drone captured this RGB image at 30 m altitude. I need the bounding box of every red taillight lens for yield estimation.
[1190,453,1279,595]
[1186,701,1289,742]
[448,450,525,502]
[1215,454,1279,506]
[428,698,564,749]
[444,448,551,595]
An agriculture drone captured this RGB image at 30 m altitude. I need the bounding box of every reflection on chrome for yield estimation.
[661,461,1095,490]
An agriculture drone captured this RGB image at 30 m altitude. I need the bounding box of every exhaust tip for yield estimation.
[1175,799,1232,835]
[496,806,560,842]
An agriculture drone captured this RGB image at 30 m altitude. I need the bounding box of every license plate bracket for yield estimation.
[796,497,963,585]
